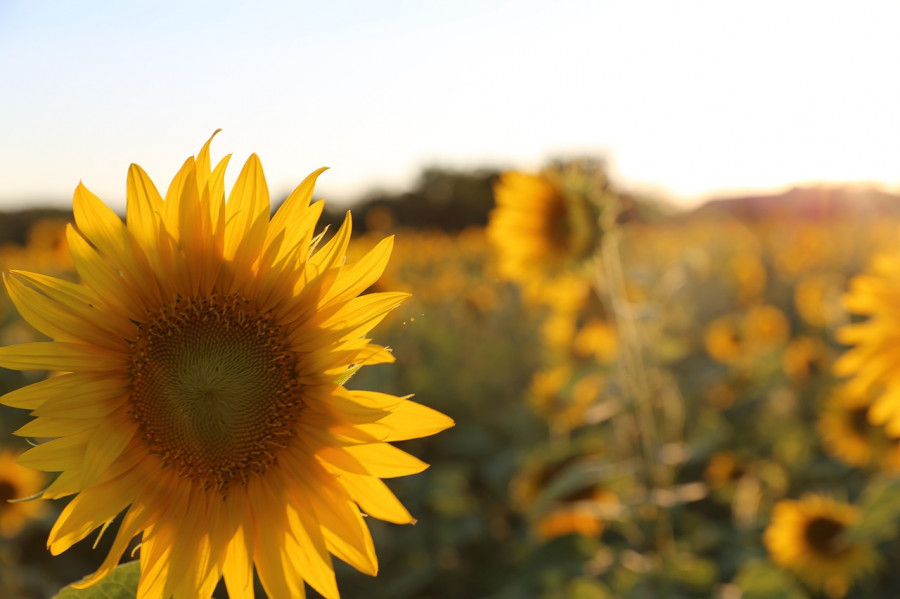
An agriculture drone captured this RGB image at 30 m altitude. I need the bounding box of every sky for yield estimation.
[2,0,900,212]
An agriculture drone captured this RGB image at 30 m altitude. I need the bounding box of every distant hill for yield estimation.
[690,185,900,221]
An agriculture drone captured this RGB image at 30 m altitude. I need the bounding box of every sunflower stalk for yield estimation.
[594,223,678,583]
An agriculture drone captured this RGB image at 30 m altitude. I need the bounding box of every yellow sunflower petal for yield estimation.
[224,154,270,281]
[15,416,97,438]
[126,163,164,253]
[17,432,92,472]
[350,391,455,441]
[8,270,136,340]
[66,225,146,319]
[0,372,79,411]
[222,494,255,599]
[0,342,126,372]
[342,443,429,478]
[284,494,339,599]
[48,475,135,554]
[252,497,306,599]
[73,182,160,302]
[266,167,329,265]
[32,374,129,419]
[4,273,126,350]
[74,501,157,589]
[81,410,136,486]
[138,521,177,599]
[335,472,415,524]
[280,449,377,576]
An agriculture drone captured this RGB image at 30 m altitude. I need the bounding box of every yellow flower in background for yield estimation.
[732,252,767,305]
[488,165,605,283]
[529,365,573,415]
[835,255,900,436]
[510,446,618,541]
[535,487,619,541]
[782,336,830,383]
[818,387,878,469]
[742,304,790,351]
[0,135,453,598]
[0,449,46,538]
[704,316,743,364]
[704,451,746,491]
[705,306,789,366]
[573,318,617,363]
[795,273,843,328]
[818,385,900,472]
[764,495,877,597]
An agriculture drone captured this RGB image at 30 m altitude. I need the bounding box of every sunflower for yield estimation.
[835,254,900,436]
[704,316,743,364]
[704,451,746,491]
[782,336,829,383]
[742,304,789,351]
[534,487,619,541]
[487,164,607,283]
[731,252,767,305]
[818,385,900,472]
[0,449,46,538]
[764,495,877,597]
[0,134,453,598]
[818,386,878,469]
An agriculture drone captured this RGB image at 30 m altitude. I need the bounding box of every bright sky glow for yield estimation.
[1,0,899,211]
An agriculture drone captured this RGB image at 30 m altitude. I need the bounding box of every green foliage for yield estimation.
[733,560,808,599]
[847,476,900,544]
[53,561,140,599]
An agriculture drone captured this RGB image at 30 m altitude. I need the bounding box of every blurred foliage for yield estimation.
[4,163,900,598]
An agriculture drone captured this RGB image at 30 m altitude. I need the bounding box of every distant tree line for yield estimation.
[0,208,73,246]
[311,167,502,234]
[0,162,669,246]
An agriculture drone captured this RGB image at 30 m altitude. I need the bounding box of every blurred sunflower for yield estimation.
[573,318,618,364]
[488,164,609,283]
[0,449,46,538]
[704,451,746,491]
[0,135,453,598]
[742,304,790,351]
[764,495,877,597]
[535,487,619,541]
[704,316,743,364]
[782,336,829,383]
[818,387,877,469]
[795,273,843,328]
[731,252,767,305]
[511,441,620,541]
[818,385,900,471]
[835,255,900,436]
[529,365,572,416]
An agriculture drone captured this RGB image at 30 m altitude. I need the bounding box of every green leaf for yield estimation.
[52,561,140,599]
[846,475,900,543]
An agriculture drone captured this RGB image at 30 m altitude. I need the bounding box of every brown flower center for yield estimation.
[804,516,847,556]
[129,293,302,495]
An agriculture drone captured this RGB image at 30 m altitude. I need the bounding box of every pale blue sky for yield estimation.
[2,0,899,211]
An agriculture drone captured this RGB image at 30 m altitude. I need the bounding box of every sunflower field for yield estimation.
[3,146,900,599]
